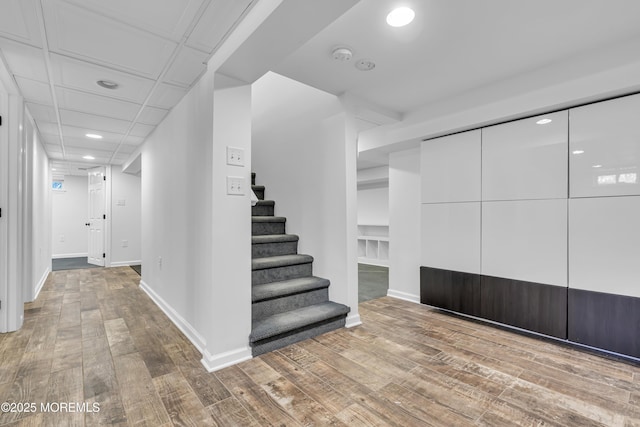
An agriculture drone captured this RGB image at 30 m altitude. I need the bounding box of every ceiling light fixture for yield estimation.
[86,133,103,139]
[332,47,353,62]
[83,155,95,160]
[592,164,603,168]
[97,80,119,90]
[536,118,553,125]
[572,150,585,154]
[386,7,415,27]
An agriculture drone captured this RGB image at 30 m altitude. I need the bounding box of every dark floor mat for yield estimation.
[52,257,101,271]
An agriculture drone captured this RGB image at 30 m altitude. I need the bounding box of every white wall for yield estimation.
[357,185,388,226]
[140,68,253,371]
[252,72,360,327]
[110,168,141,266]
[27,114,51,300]
[388,148,421,302]
[52,175,88,258]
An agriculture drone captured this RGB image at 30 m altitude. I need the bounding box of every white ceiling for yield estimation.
[0,0,255,175]
[275,0,640,119]
[3,1,640,175]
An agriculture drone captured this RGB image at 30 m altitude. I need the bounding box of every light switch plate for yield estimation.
[227,146,245,166]
[227,176,245,195]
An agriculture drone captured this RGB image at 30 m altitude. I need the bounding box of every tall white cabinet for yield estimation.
[420,93,640,358]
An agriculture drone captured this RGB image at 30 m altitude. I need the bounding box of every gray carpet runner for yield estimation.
[250,172,350,356]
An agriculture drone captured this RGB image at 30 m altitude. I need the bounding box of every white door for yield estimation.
[88,167,105,266]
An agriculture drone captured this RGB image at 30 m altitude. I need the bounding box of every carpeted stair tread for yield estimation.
[252,216,286,223]
[255,200,275,206]
[252,276,330,302]
[252,185,265,191]
[252,254,313,271]
[252,234,299,244]
[250,301,350,342]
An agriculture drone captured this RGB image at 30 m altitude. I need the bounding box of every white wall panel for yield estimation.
[570,94,640,198]
[482,199,567,286]
[482,111,568,201]
[569,196,640,298]
[421,129,481,203]
[421,202,481,274]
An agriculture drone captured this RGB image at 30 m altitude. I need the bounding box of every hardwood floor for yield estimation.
[1,267,639,426]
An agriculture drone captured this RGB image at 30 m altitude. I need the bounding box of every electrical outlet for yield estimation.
[227,176,245,195]
[226,146,245,166]
[121,240,128,248]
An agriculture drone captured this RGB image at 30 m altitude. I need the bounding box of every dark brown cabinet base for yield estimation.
[420,266,640,359]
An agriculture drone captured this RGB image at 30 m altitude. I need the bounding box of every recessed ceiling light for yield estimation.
[536,118,553,125]
[97,80,119,90]
[86,133,103,139]
[592,164,603,168]
[386,7,415,27]
[52,168,57,171]
[355,59,376,71]
[572,150,585,155]
[83,155,95,160]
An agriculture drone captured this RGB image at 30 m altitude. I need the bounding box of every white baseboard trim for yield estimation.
[110,260,141,268]
[201,347,253,372]
[139,280,206,353]
[52,253,88,259]
[345,313,362,328]
[33,267,50,301]
[387,289,421,304]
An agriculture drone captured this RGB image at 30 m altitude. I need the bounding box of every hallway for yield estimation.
[1,268,639,426]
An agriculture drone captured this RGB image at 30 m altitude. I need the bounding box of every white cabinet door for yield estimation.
[482,111,568,201]
[482,199,567,286]
[421,202,481,274]
[570,93,640,198]
[421,129,481,203]
[569,196,640,298]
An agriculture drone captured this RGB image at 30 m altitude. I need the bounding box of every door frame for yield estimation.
[86,165,112,268]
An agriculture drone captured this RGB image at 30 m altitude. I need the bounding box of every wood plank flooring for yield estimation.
[1,267,639,426]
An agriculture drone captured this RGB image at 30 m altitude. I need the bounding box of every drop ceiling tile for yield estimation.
[0,0,42,47]
[0,38,48,82]
[63,136,119,151]
[45,143,63,154]
[59,109,132,134]
[187,0,255,54]
[37,121,60,136]
[147,83,188,109]
[26,102,57,123]
[50,53,155,104]
[40,133,61,147]
[62,0,207,42]
[138,106,169,125]
[44,0,177,79]
[56,87,141,121]
[163,46,208,87]
[129,123,154,138]
[61,125,125,144]
[15,76,53,105]
[123,135,145,146]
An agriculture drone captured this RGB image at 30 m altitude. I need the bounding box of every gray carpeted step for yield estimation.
[252,234,299,258]
[252,216,285,235]
[252,200,275,216]
[252,260,313,286]
[252,276,330,320]
[252,185,265,200]
[253,276,330,302]
[252,254,313,270]
[249,302,350,356]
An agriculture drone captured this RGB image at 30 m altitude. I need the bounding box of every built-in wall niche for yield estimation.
[357,224,388,266]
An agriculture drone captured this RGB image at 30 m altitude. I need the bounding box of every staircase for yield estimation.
[250,173,350,356]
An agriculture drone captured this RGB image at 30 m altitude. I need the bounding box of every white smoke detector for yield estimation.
[332,47,353,62]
